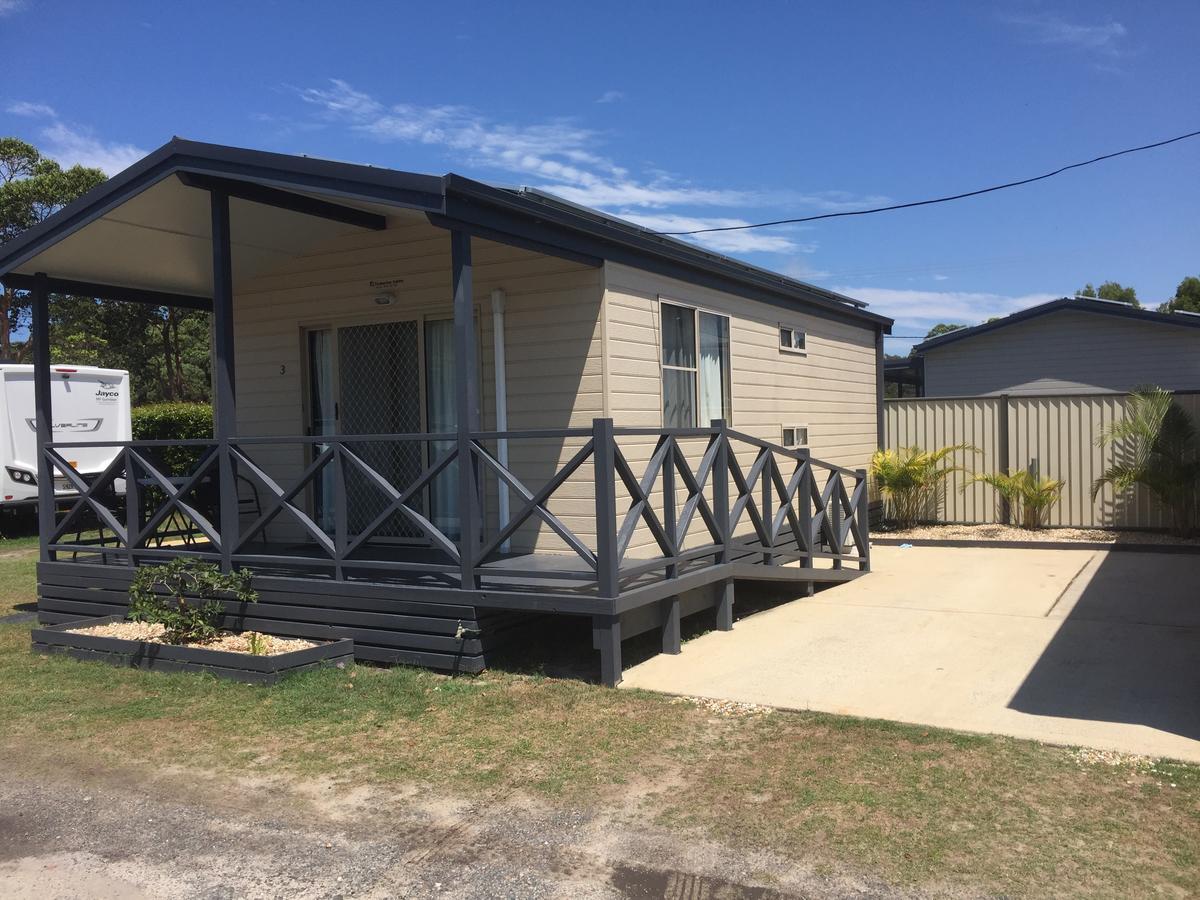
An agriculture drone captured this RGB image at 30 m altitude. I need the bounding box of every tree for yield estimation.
[1077,281,1139,307]
[0,138,107,358]
[1157,276,1200,314]
[924,323,966,340]
[46,294,211,404]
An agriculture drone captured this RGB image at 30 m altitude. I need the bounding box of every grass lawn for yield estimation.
[0,554,1196,897]
[0,533,38,617]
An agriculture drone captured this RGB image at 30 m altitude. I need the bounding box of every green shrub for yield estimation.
[870,444,971,528]
[967,470,1065,529]
[131,402,212,440]
[127,558,256,645]
[131,402,212,474]
[1093,386,1200,537]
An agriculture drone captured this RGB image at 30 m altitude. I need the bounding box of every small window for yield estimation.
[779,326,806,354]
[781,425,809,448]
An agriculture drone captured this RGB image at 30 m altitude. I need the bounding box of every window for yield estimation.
[661,301,731,427]
[779,325,806,354]
[782,425,809,448]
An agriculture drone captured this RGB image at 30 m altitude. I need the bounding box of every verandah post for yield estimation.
[830,473,843,571]
[451,228,480,590]
[31,272,54,562]
[124,447,140,565]
[711,419,733,630]
[210,189,238,573]
[711,419,730,564]
[592,417,622,684]
[661,433,681,655]
[856,467,871,572]
[798,455,814,596]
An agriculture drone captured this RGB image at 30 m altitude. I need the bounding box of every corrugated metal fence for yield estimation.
[884,391,1200,529]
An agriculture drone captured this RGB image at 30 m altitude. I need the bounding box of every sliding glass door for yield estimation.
[304,316,462,545]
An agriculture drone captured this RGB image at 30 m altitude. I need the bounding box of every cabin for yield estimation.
[908,297,1200,397]
[0,139,891,685]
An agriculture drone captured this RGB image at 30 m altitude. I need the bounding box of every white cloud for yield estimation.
[774,189,892,213]
[39,121,145,175]
[779,258,832,281]
[293,79,887,250]
[834,286,1059,338]
[1002,13,1127,55]
[932,273,949,281]
[297,80,755,212]
[5,100,145,175]
[596,90,624,104]
[6,100,56,118]
[611,210,812,254]
[0,0,25,16]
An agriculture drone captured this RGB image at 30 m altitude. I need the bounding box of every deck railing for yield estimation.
[42,419,869,595]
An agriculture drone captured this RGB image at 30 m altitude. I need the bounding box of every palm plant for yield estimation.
[1093,386,1200,537]
[870,444,970,528]
[967,470,1065,529]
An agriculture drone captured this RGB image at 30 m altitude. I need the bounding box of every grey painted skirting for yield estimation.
[36,563,534,674]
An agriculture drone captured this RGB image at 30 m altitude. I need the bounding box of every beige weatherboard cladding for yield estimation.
[602,261,879,557]
[228,219,880,556]
[231,216,603,552]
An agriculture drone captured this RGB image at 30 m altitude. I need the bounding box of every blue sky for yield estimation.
[2,1,1197,351]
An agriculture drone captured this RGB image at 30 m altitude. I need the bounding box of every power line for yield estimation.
[658,128,1200,236]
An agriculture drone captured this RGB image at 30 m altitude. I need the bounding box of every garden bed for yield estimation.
[30,615,354,684]
[873,523,1200,552]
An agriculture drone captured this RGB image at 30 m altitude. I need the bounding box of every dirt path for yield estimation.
[0,767,930,900]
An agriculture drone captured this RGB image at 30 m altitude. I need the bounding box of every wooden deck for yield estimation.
[39,422,872,684]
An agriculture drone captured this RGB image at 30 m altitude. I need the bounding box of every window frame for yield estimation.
[779,325,807,355]
[659,298,732,428]
[781,424,809,448]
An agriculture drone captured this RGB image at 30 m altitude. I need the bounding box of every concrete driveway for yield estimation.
[622,545,1200,762]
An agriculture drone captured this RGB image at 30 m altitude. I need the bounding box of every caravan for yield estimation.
[0,365,132,506]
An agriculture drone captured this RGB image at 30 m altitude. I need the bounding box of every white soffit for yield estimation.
[10,175,403,297]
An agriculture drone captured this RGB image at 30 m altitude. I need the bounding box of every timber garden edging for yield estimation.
[30,615,355,684]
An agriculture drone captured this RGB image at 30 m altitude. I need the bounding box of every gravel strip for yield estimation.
[878,524,1198,545]
[69,621,319,656]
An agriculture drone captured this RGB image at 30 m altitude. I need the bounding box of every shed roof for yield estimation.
[0,138,891,331]
[914,296,1200,353]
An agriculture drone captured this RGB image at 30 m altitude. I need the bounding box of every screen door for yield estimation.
[307,320,424,542]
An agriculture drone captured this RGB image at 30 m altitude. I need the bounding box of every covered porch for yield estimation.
[0,140,872,684]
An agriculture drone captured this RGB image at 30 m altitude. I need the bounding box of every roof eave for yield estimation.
[442,174,892,332]
[0,138,447,278]
[914,298,1200,353]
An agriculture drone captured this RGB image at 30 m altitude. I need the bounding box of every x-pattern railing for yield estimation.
[44,419,869,592]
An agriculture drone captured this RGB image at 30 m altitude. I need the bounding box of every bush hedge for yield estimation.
[131,402,213,441]
[131,402,213,473]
